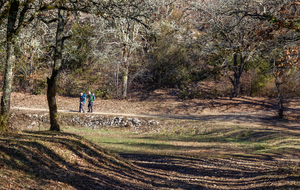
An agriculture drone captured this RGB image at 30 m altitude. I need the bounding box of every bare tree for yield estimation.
[253,0,300,118]
[44,0,168,130]
[106,18,143,99]
[194,0,300,115]
[15,22,45,90]
[193,0,276,97]
[89,0,177,98]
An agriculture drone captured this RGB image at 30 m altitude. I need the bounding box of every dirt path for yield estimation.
[10,92,300,117]
[12,106,275,120]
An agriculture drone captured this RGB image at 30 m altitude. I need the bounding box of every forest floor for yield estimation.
[0,90,300,189]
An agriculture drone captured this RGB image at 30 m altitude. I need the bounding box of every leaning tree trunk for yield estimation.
[47,9,65,131]
[0,0,19,131]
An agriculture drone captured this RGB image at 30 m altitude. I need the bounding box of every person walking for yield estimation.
[88,91,94,113]
[79,92,86,113]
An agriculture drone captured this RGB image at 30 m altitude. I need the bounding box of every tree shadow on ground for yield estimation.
[1,131,173,189]
[120,153,300,190]
[166,96,300,118]
[1,131,299,189]
[0,131,142,189]
[150,112,300,133]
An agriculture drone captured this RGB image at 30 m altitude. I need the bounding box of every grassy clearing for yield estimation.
[1,119,299,189]
[62,120,300,158]
[60,120,300,189]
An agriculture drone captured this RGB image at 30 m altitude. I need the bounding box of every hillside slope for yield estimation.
[0,131,155,190]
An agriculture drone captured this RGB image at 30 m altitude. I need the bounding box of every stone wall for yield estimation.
[9,111,160,132]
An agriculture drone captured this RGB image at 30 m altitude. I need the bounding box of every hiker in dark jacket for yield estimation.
[88,91,94,113]
[79,92,86,113]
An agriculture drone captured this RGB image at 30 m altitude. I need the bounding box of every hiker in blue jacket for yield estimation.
[79,92,86,113]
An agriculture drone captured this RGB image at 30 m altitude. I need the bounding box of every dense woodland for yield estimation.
[0,0,300,131]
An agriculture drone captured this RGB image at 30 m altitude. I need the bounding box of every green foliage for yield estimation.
[65,22,95,70]
[95,86,111,100]
[146,37,205,89]
[14,61,28,88]
[250,59,274,96]
[251,74,273,95]
[32,79,46,95]
[254,143,267,150]
[58,76,81,97]
[280,67,300,97]
[0,115,8,132]
[207,49,231,79]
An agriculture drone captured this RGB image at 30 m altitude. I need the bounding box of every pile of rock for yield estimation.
[9,112,160,132]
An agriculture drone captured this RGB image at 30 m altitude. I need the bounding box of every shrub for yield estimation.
[179,84,202,100]
[250,74,273,96]
[249,59,275,96]
[95,86,112,100]
[32,79,47,95]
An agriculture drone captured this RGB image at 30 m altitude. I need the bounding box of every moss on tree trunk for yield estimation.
[0,0,20,131]
[47,75,60,131]
[0,42,15,131]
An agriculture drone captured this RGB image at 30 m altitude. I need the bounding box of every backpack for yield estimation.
[93,94,96,101]
[83,94,86,102]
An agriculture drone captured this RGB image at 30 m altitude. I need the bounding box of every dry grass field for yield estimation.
[0,91,299,189]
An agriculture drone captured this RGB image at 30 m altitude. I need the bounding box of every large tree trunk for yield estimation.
[28,51,34,86]
[275,77,284,118]
[122,64,129,99]
[233,76,240,98]
[47,75,60,131]
[0,41,15,131]
[122,45,130,99]
[230,53,246,98]
[115,62,119,98]
[47,9,65,131]
[0,0,19,131]
[231,53,240,97]
[273,60,284,119]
